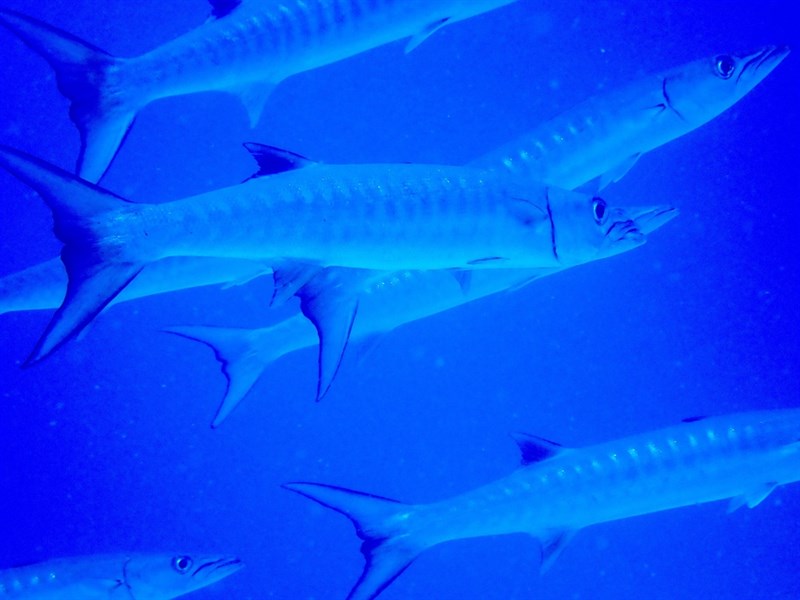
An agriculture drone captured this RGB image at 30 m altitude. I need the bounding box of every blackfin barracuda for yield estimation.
[163,44,791,420]
[475,46,790,189]
[285,409,800,600]
[166,201,674,426]
[0,145,647,364]
[0,553,242,599]
[0,0,517,182]
[0,46,783,322]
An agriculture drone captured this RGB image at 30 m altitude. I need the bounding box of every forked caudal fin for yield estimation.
[283,482,429,600]
[0,145,144,364]
[0,8,136,182]
[163,324,297,428]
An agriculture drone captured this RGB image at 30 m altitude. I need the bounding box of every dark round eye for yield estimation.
[172,556,193,573]
[592,197,607,223]
[714,55,736,79]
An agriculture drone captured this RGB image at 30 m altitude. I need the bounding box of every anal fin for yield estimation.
[297,268,371,400]
[727,482,778,513]
[537,530,576,574]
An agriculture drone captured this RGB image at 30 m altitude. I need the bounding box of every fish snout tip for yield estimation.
[224,556,245,573]
[628,205,679,235]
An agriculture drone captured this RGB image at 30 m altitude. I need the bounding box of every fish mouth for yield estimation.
[192,556,244,582]
[601,205,677,256]
[604,216,644,246]
[738,45,790,83]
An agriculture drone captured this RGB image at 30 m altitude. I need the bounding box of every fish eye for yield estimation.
[714,55,736,79]
[592,197,607,224]
[172,556,193,574]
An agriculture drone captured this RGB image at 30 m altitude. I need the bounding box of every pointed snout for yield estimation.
[193,555,245,583]
[742,45,790,80]
[628,205,679,235]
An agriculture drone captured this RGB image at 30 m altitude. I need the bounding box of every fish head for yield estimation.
[546,187,677,264]
[122,553,243,598]
[660,46,789,128]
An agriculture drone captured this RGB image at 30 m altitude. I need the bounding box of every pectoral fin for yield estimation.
[598,153,641,190]
[405,18,450,53]
[727,482,778,513]
[452,271,472,294]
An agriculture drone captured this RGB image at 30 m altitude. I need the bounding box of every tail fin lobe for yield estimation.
[0,9,136,182]
[283,482,429,600]
[0,145,143,363]
[163,325,272,428]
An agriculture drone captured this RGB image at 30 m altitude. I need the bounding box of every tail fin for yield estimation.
[0,145,144,363]
[0,9,136,182]
[164,317,312,428]
[164,325,274,428]
[283,482,429,600]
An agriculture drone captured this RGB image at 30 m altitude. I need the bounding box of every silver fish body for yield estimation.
[0,144,653,363]
[167,203,676,426]
[134,0,517,99]
[286,409,800,600]
[0,553,242,599]
[0,0,516,182]
[475,46,790,189]
[104,164,616,270]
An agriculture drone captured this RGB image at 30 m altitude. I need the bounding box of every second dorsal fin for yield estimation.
[209,0,242,19]
[511,432,565,466]
[243,142,318,180]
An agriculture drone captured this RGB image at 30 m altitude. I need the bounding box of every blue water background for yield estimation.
[0,1,798,598]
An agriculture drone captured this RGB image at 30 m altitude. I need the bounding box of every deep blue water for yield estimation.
[0,1,799,598]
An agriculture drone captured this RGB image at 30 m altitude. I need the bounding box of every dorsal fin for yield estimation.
[681,415,708,423]
[243,142,317,180]
[209,0,242,19]
[510,432,564,465]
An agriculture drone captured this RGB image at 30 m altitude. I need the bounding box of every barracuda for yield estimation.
[166,200,675,426]
[0,45,784,323]
[474,46,790,189]
[285,409,800,600]
[0,144,649,365]
[163,44,791,422]
[0,0,516,183]
[0,553,242,599]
